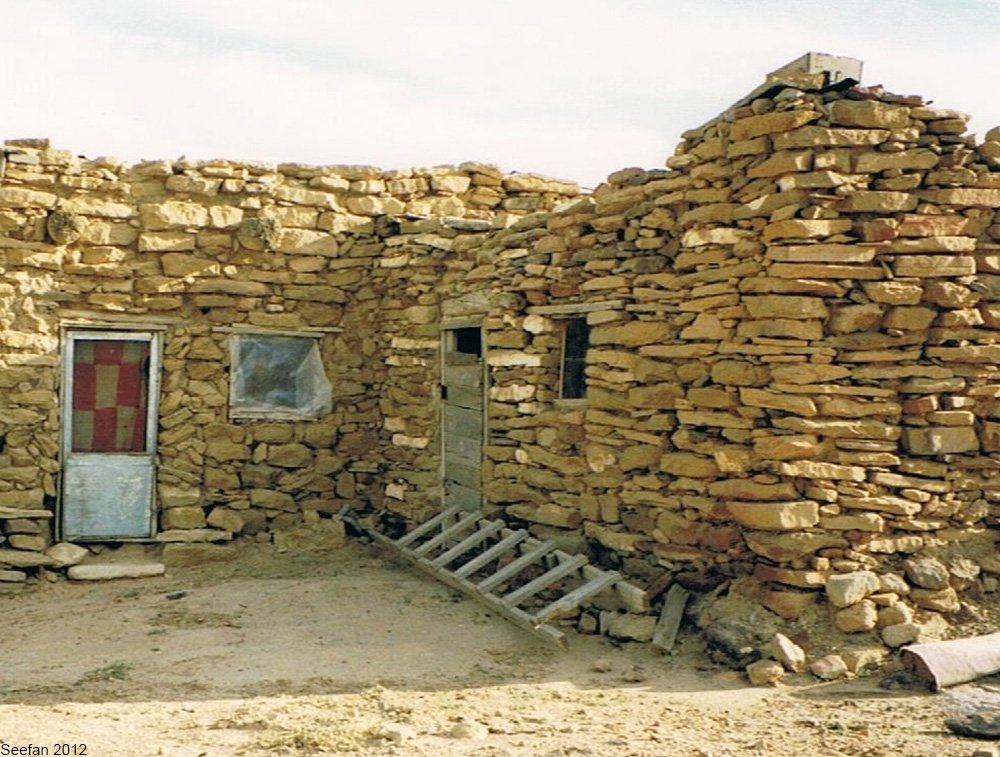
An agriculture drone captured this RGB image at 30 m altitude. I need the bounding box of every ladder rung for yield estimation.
[453,530,528,579]
[411,511,482,557]
[477,541,554,593]
[396,504,465,548]
[532,571,621,624]
[432,520,506,568]
[502,554,589,607]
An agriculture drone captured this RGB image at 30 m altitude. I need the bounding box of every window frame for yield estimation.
[227,332,332,421]
[557,316,590,404]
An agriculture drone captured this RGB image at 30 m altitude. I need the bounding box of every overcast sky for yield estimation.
[4,0,1000,188]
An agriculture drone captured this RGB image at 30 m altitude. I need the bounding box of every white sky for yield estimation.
[4,0,1000,189]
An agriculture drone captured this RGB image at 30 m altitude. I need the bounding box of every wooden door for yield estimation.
[60,330,162,540]
[441,326,484,511]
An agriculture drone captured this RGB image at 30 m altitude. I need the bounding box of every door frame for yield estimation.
[440,318,487,511]
[59,327,163,541]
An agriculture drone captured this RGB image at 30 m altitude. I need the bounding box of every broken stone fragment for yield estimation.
[810,654,849,681]
[746,658,785,686]
[835,599,879,633]
[771,632,806,672]
[826,570,880,607]
[881,622,923,648]
[45,542,90,567]
[903,557,951,590]
[237,216,281,250]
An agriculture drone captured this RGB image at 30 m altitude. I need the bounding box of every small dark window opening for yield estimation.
[560,318,589,400]
[453,327,482,357]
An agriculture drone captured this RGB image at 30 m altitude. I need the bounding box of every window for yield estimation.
[450,326,482,357]
[559,318,589,400]
[229,334,332,420]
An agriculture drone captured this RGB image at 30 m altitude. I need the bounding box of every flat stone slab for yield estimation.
[155,529,233,543]
[67,563,166,581]
[45,542,90,567]
[0,508,53,519]
[0,569,27,582]
[0,550,58,568]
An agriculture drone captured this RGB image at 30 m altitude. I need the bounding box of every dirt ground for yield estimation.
[1,538,998,757]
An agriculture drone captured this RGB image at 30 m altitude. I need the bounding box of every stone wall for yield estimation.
[0,141,577,576]
[2,59,998,641]
[465,74,1000,639]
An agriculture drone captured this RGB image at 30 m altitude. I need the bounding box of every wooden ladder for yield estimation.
[352,505,641,648]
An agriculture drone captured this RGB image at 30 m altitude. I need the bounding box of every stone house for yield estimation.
[1,54,998,634]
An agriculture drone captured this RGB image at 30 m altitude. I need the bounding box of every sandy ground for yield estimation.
[1,538,998,757]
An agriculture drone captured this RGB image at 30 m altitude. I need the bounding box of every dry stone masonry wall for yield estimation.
[472,71,1000,643]
[0,142,576,579]
[1,58,998,648]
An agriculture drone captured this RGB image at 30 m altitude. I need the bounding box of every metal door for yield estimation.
[60,330,161,540]
[441,326,484,511]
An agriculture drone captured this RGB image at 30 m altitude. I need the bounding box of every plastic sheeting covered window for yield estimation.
[229,335,332,420]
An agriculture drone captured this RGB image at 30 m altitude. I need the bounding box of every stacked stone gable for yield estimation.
[1,57,998,642]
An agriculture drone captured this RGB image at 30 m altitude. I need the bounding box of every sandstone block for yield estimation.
[250,489,296,511]
[746,659,785,686]
[810,654,848,680]
[881,622,922,648]
[771,633,807,672]
[708,479,797,501]
[760,558,826,588]
[903,557,950,590]
[726,500,819,531]
[45,542,90,567]
[759,587,817,619]
[729,110,822,141]
[877,603,914,629]
[834,599,878,633]
[267,443,313,468]
[826,570,880,607]
[161,506,206,530]
[68,563,165,580]
[707,361,770,389]
[659,452,719,478]
[762,218,853,243]
[602,612,656,642]
[903,426,979,455]
[910,586,960,613]
[206,507,245,534]
[777,460,865,482]
[841,647,887,675]
[753,434,821,460]
[140,200,209,230]
[855,149,938,173]
[829,100,911,129]
[839,191,917,213]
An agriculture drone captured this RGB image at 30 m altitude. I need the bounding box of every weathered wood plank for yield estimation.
[445,460,480,489]
[443,385,482,410]
[395,504,464,548]
[443,405,482,438]
[443,362,482,386]
[444,433,480,461]
[501,554,589,607]
[444,482,481,510]
[412,511,482,557]
[432,519,505,568]
[652,584,689,652]
[533,571,621,624]
[477,542,555,593]
[453,530,528,579]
